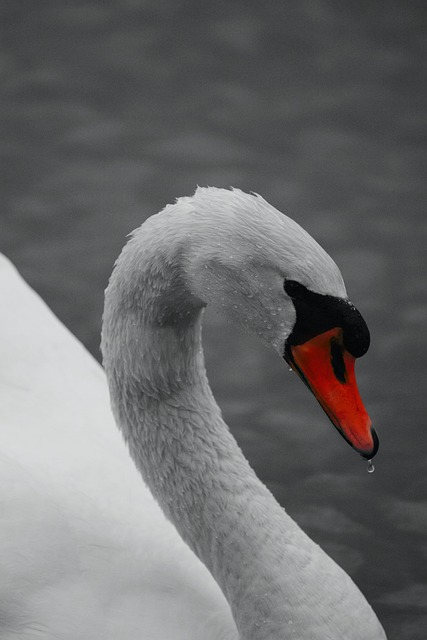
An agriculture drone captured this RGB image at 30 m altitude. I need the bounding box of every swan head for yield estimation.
[173,187,377,459]
[121,187,377,459]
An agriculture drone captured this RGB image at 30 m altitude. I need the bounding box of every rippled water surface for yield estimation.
[1,2,426,638]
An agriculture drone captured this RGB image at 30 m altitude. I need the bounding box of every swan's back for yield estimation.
[0,254,236,640]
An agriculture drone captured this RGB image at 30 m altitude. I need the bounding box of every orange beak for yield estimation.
[285,327,378,458]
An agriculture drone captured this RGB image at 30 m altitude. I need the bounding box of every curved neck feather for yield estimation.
[102,253,309,639]
[101,243,370,640]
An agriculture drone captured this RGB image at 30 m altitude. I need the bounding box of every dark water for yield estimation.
[1,2,426,637]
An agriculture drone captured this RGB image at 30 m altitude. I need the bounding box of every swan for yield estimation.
[0,187,386,639]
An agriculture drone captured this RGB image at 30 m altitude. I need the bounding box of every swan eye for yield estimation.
[284,279,304,298]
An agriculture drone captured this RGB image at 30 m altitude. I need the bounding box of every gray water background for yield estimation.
[1,2,426,638]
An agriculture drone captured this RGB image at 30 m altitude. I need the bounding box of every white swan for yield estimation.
[0,187,386,639]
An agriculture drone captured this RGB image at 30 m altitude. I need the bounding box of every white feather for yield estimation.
[1,188,386,639]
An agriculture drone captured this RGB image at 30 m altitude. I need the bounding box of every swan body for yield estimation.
[0,254,234,639]
[1,187,386,639]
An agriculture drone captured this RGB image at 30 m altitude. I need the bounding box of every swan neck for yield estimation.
[102,255,302,639]
[101,241,385,640]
